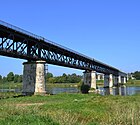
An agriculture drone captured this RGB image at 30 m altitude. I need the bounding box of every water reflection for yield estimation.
[1,86,140,96]
[98,86,140,96]
[46,87,79,95]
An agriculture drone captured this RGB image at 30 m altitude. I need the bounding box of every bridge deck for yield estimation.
[0,20,126,76]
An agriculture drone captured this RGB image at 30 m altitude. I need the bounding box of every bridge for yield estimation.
[0,20,127,95]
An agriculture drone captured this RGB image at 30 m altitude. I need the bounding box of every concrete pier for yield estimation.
[22,61,46,95]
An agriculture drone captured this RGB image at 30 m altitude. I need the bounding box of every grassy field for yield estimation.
[126,80,140,86]
[0,82,79,89]
[0,93,140,125]
[0,82,22,89]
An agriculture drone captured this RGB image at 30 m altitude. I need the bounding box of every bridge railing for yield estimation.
[0,20,93,61]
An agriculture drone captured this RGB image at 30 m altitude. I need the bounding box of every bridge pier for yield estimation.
[118,76,121,83]
[91,71,96,89]
[104,74,116,88]
[104,74,109,88]
[83,71,96,89]
[22,61,46,95]
[97,74,101,80]
[114,76,118,86]
[123,77,127,84]
[109,74,113,87]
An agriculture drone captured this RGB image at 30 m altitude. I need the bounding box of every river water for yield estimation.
[0,86,140,96]
[46,86,140,96]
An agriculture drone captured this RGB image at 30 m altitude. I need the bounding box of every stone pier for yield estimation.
[91,71,96,89]
[109,74,113,88]
[114,76,118,86]
[83,71,91,86]
[124,77,127,84]
[121,77,124,83]
[97,74,101,80]
[118,76,121,83]
[83,71,96,89]
[22,61,46,95]
[104,74,109,88]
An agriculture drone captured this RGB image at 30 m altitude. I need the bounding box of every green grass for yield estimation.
[0,92,21,99]
[46,83,79,88]
[0,82,22,89]
[126,80,140,86]
[0,93,140,125]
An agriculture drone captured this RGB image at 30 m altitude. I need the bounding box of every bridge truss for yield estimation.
[0,20,126,76]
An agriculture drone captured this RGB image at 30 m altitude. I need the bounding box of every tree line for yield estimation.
[46,73,82,83]
[129,71,140,80]
[0,72,22,83]
[0,72,82,84]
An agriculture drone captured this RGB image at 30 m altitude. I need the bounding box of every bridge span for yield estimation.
[0,20,127,95]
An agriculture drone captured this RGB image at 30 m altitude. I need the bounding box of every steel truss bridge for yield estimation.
[0,20,126,77]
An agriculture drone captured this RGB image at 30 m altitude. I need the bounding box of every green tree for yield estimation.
[2,76,7,83]
[48,77,56,83]
[70,73,81,83]
[133,71,140,80]
[14,74,19,83]
[46,72,53,81]
[18,75,22,83]
[7,72,14,82]
[0,75,2,82]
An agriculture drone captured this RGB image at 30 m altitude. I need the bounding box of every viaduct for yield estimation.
[0,20,127,95]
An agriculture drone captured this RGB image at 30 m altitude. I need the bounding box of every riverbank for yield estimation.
[0,93,140,125]
[126,80,140,86]
[0,82,22,89]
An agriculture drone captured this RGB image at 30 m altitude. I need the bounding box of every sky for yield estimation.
[0,0,140,76]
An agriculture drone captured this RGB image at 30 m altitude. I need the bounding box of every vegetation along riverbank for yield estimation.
[0,93,140,125]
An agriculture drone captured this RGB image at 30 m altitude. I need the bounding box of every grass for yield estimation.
[126,80,140,86]
[0,92,21,99]
[46,83,79,88]
[0,82,79,89]
[0,82,22,89]
[0,93,140,125]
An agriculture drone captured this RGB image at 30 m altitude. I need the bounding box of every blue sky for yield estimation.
[0,0,140,76]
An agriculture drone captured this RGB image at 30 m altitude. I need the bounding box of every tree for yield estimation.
[18,75,23,83]
[0,75,2,82]
[7,72,14,82]
[46,72,53,81]
[48,77,56,83]
[14,74,19,83]
[133,71,140,80]
[2,76,7,83]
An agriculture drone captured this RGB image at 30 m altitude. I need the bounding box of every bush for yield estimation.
[80,84,90,94]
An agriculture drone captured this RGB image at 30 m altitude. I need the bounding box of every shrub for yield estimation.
[80,84,90,94]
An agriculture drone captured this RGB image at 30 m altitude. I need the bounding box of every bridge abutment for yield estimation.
[22,61,46,95]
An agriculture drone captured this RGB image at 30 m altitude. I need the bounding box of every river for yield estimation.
[46,86,140,96]
[0,86,140,96]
